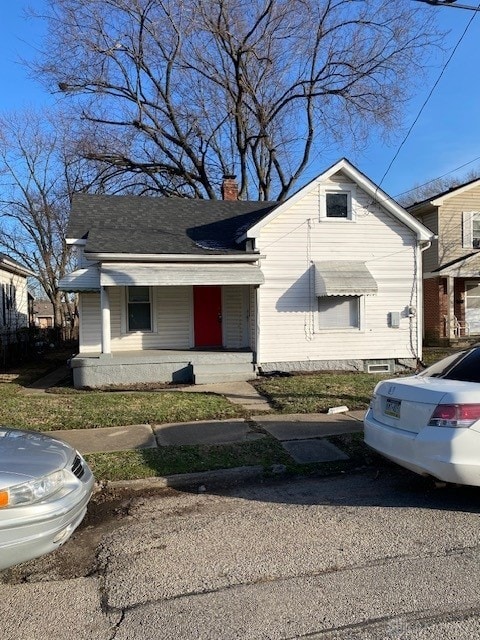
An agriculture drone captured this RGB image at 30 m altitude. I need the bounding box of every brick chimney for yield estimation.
[221,174,238,201]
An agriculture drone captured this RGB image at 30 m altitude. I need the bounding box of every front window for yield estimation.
[127,286,151,331]
[318,295,360,329]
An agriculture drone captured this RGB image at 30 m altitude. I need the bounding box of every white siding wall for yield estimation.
[79,293,101,351]
[256,175,420,364]
[0,270,30,331]
[223,286,248,348]
[109,286,192,350]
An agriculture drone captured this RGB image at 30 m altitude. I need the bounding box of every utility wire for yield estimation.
[378,5,479,190]
[394,155,480,198]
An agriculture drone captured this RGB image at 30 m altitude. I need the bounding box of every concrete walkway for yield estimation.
[47,410,365,464]
[180,381,272,412]
[27,368,366,464]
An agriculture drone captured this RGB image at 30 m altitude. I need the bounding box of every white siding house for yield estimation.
[0,253,33,335]
[245,161,434,373]
[60,159,433,388]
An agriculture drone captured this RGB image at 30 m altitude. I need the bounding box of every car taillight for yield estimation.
[428,404,480,428]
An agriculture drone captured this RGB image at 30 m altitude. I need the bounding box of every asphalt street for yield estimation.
[1,469,480,639]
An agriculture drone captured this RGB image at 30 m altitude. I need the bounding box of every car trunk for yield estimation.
[370,377,450,434]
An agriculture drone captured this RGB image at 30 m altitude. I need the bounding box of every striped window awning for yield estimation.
[314,261,377,296]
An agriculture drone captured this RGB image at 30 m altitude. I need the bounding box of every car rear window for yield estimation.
[420,349,480,383]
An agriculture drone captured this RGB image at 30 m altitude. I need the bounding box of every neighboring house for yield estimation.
[33,300,55,328]
[408,177,480,344]
[0,253,34,336]
[59,158,433,389]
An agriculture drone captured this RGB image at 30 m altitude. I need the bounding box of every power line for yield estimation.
[377,4,479,190]
[415,0,480,11]
[394,155,480,198]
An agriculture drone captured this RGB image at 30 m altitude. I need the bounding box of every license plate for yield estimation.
[385,398,401,419]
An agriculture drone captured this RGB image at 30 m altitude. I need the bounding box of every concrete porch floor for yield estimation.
[69,348,256,387]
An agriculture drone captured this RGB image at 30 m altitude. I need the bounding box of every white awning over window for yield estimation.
[100,262,264,286]
[314,261,377,297]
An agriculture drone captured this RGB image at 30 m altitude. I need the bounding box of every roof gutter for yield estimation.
[0,257,35,277]
[85,252,265,263]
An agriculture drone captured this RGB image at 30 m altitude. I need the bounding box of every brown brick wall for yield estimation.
[454,279,466,326]
[423,277,446,344]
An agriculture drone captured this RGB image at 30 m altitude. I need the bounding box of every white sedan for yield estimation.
[0,428,95,570]
[364,348,480,486]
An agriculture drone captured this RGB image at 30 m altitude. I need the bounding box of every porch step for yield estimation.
[193,362,256,385]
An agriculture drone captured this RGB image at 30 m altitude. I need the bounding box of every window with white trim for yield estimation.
[319,184,355,221]
[318,295,360,329]
[127,286,152,331]
[462,211,480,249]
[326,192,349,218]
[473,213,480,248]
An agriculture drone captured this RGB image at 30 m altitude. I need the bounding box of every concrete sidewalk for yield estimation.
[29,369,366,464]
[47,410,365,464]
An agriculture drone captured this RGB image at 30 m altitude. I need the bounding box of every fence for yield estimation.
[0,326,79,371]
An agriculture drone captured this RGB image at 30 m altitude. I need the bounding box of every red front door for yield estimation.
[193,286,223,347]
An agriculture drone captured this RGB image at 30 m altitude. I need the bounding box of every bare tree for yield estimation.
[33,0,442,200]
[0,109,124,333]
[398,168,480,208]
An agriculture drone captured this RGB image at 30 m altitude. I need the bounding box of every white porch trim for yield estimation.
[100,262,264,287]
[100,286,111,355]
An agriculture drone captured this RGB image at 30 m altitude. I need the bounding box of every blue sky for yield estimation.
[1,1,480,199]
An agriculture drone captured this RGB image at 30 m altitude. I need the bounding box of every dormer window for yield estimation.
[320,184,355,221]
[326,193,348,218]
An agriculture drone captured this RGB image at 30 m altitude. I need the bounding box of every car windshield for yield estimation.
[418,349,480,383]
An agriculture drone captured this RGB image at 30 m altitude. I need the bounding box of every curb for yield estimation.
[100,464,278,493]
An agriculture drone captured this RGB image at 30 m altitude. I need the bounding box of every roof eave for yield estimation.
[0,257,35,278]
[85,252,265,263]
[66,238,87,246]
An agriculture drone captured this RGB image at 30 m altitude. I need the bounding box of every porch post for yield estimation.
[446,276,455,340]
[100,285,111,355]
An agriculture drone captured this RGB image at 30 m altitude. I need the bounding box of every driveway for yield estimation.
[1,469,480,639]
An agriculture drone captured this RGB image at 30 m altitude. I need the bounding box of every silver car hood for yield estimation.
[0,428,74,490]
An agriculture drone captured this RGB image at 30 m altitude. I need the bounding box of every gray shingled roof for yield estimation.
[68,194,278,255]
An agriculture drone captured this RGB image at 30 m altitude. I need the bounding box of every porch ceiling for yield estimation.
[100,262,264,286]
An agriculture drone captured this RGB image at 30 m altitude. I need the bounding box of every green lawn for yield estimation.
[253,372,390,413]
[0,346,455,431]
[85,432,378,482]
[0,350,452,481]
[0,383,244,431]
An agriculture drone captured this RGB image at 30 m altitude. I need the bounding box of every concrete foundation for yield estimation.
[259,358,416,374]
[70,349,254,389]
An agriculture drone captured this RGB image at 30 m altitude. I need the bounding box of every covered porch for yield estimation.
[433,254,480,342]
[61,259,264,389]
